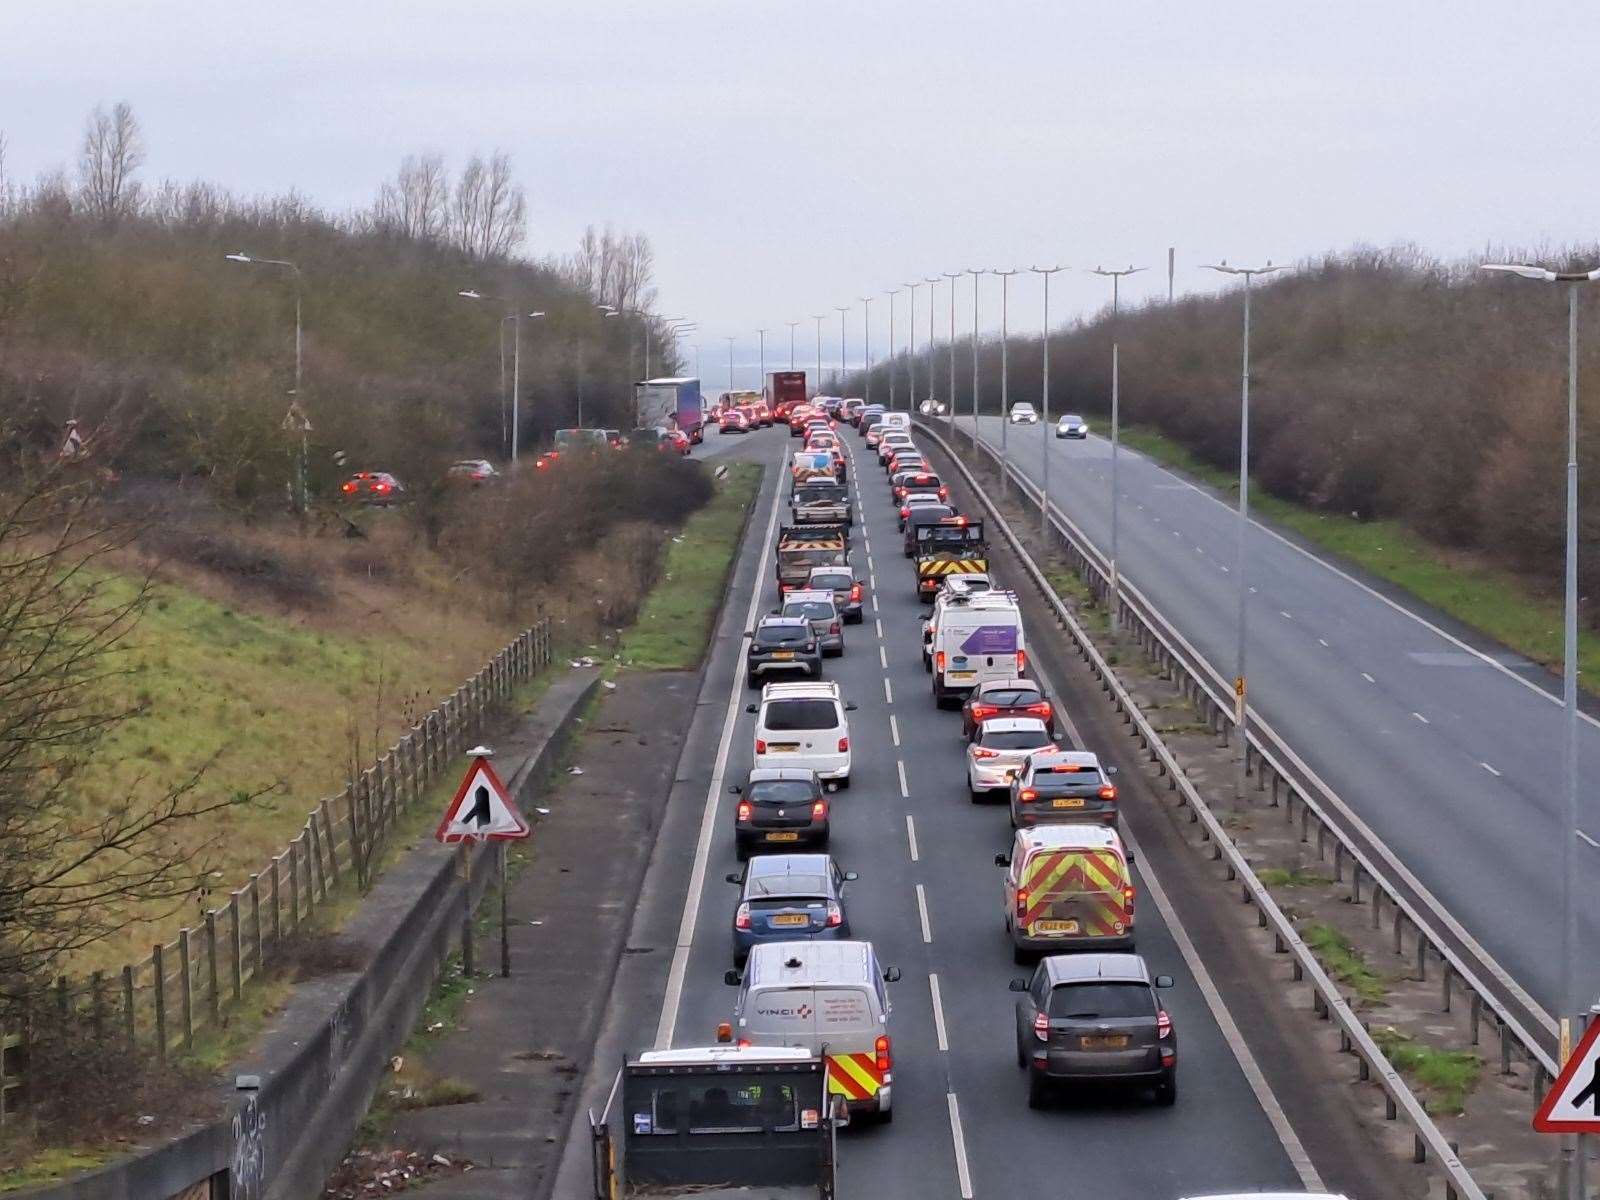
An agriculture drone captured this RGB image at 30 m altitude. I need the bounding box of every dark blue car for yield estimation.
[726,853,856,964]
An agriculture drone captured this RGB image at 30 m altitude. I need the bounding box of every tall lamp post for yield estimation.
[834,306,850,394]
[1200,259,1285,796]
[903,282,922,413]
[1089,265,1146,634]
[724,336,736,392]
[665,321,696,374]
[993,268,1019,495]
[924,277,941,417]
[757,329,768,396]
[966,268,988,454]
[226,252,306,506]
[786,320,801,370]
[1029,266,1065,538]
[1482,259,1600,1200]
[462,289,544,463]
[857,297,874,404]
[942,272,961,429]
[812,315,827,396]
[884,289,901,410]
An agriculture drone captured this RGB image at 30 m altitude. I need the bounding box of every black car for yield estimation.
[902,504,958,556]
[1010,952,1176,1107]
[746,617,822,688]
[730,767,830,858]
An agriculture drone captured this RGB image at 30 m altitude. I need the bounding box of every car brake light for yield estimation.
[341,482,356,493]
[1099,784,1118,801]
[1018,788,1038,803]
[829,622,840,634]
[935,651,946,672]
[812,800,827,818]
[971,703,997,720]
[875,1034,892,1072]
[973,747,1000,759]
[736,800,753,821]
[735,903,751,931]
[940,487,951,501]
[826,901,843,928]
[1016,887,1029,919]
[837,737,849,753]
[1033,1010,1049,1042]
[536,459,548,469]
[1124,884,1136,910]
[1157,1010,1172,1039]
[850,584,862,601]
[1025,702,1051,718]
[1016,649,1027,673]
[899,506,910,518]
[755,739,767,754]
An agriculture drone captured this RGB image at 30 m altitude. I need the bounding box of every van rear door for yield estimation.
[1019,847,1131,940]
[744,986,821,1048]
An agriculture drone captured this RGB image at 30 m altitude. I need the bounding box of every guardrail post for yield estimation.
[1415,934,1428,981]
[1414,1134,1426,1164]
[1270,771,1280,807]
[1470,993,1482,1045]
[308,814,327,902]
[1351,863,1362,904]
[1441,964,1453,1013]
[1300,804,1311,843]
[1371,884,1383,928]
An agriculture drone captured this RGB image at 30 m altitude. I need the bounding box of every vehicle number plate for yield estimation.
[1051,797,1087,808]
[1080,1034,1130,1050]
[771,912,809,925]
[769,743,799,752]
[772,651,795,660]
[1035,919,1080,934]
[765,831,801,842]
[949,670,976,681]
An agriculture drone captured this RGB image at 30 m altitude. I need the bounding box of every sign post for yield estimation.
[1534,1001,1600,1136]
[436,746,530,978]
[1233,675,1247,725]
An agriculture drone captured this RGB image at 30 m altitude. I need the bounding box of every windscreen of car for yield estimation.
[763,699,840,731]
[639,1079,800,1134]
[1063,415,1083,423]
[746,872,829,898]
[979,728,1052,750]
[755,625,811,647]
[783,601,834,621]
[1030,765,1106,790]
[907,508,956,528]
[811,572,852,591]
[979,687,1044,707]
[748,779,818,805]
[1048,982,1154,1019]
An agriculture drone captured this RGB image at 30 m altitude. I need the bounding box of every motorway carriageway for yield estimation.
[957,414,1600,1026]
[557,422,1318,1198]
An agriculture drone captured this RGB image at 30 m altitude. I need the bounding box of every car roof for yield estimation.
[761,680,841,700]
[808,566,853,577]
[747,767,820,783]
[756,615,810,629]
[1013,401,1036,408]
[1042,951,1150,985]
[904,493,943,504]
[1018,824,1125,851]
[635,1045,815,1066]
[1030,749,1101,768]
[747,852,832,876]
[975,716,1049,734]
[1062,414,1083,421]
[976,677,1039,693]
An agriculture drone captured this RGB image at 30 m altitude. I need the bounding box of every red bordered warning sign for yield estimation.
[1533,1019,1600,1133]
[435,751,530,843]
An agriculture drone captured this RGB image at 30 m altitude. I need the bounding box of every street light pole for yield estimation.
[812,316,826,396]
[966,269,987,453]
[834,306,850,394]
[1090,265,1147,634]
[1482,260,1600,1200]
[993,269,1019,495]
[924,277,940,415]
[757,329,767,396]
[786,320,800,370]
[461,289,542,464]
[1201,259,1285,796]
[226,252,305,505]
[724,336,736,392]
[857,298,873,404]
[885,289,901,410]
[903,282,921,412]
[942,272,961,430]
[1030,266,1065,539]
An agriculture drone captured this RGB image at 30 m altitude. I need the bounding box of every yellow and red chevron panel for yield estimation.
[917,558,989,578]
[1021,849,1128,936]
[825,1052,884,1101]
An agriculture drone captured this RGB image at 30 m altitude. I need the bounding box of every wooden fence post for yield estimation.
[153,945,168,1064]
[320,799,339,882]
[249,875,263,980]
[306,815,325,903]
[178,931,194,1051]
[229,894,243,1003]
[91,971,105,1044]
[271,855,283,947]
[290,841,301,931]
[206,910,221,1027]
[122,965,135,1052]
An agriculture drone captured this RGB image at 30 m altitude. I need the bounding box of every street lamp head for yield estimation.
[225,252,252,263]
[1201,261,1284,277]
[458,289,484,300]
[604,310,620,317]
[1480,262,1600,283]
[527,311,547,318]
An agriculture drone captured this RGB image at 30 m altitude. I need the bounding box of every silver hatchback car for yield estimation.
[778,589,844,657]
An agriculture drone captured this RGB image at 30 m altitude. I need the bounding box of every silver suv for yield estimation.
[778,589,844,657]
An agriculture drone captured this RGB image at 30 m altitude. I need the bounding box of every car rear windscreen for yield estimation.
[748,780,817,804]
[1033,766,1105,790]
[979,729,1052,750]
[810,573,852,591]
[764,700,839,731]
[1048,982,1153,1019]
[756,626,810,646]
[784,602,834,621]
[979,687,1043,707]
[747,874,829,897]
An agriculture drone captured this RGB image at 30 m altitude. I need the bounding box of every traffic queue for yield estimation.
[721,396,1179,1124]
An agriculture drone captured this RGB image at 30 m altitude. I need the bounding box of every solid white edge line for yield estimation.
[946,1093,974,1200]
[654,452,784,1050]
[897,758,910,797]
[1121,820,1324,1191]
[890,713,901,746]
[929,972,949,1051]
[915,882,932,943]
[905,813,919,861]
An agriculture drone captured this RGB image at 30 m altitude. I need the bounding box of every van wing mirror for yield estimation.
[883,966,902,983]
[1154,975,1175,990]
[1008,978,1029,992]
[723,970,742,987]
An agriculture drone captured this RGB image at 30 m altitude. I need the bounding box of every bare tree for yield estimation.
[78,101,145,224]
[374,151,451,242]
[450,150,527,259]
[569,224,656,311]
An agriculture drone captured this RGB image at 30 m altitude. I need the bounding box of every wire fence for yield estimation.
[0,619,554,1123]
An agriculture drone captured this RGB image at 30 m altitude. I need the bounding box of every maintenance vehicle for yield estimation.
[912,516,988,598]
[776,524,849,594]
[791,479,852,526]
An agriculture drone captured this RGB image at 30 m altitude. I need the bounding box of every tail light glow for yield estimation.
[734,902,751,930]
[1016,887,1029,918]
[1025,702,1052,719]
[1157,1010,1172,1039]
[970,703,998,720]
[341,482,356,493]
[736,800,752,821]
[1098,784,1118,801]
[1016,649,1027,672]
[1033,1010,1049,1041]
[837,737,849,753]
[1124,884,1136,910]
[972,747,1000,759]
[1018,788,1038,803]
[826,902,843,928]
[935,651,946,672]
[875,1034,892,1072]
[829,622,840,634]
[812,800,828,818]
[755,739,767,754]
[850,584,862,601]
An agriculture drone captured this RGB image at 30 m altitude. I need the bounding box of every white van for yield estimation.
[878,411,911,433]
[749,681,855,787]
[931,593,1025,707]
[723,940,901,1120]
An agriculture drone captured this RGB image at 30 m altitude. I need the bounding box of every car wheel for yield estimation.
[970,785,986,804]
[735,843,749,862]
[1027,1073,1050,1109]
[1155,1073,1177,1107]
[1016,1033,1028,1069]
[922,655,931,674]
[874,1103,894,1125]
[834,775,850,790]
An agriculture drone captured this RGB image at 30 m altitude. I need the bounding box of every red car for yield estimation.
[720,409,751,433]
[340,471,403,505]
[962,678,1057,740]
[659,429,692,456]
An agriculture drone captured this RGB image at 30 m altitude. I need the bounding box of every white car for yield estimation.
[877,433,916,464]
[1009,402,1039,424]
[918,398,947,416]
[748,681,855,787]
[967,716,1056,799]
[1055,414,1088,439]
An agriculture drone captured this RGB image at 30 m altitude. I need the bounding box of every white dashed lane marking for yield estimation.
[929,972,949,1051]
[1412,712,1430,724]
[916,883,932,943]
[890,713,900,746]
[897,759,909,797]
[905,813,919,860]
[1362,672,1376,683]
[884,678,894,704]
[1480,762,1501,777]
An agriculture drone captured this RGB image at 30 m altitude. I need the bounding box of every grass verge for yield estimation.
[619,463,762,669]
[1257,867,1332,888]
[1301,921,1388,1005]
[1117,424,1600,690]
[1371,1026,1482,1115]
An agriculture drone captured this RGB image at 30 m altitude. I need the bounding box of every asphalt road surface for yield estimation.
[560,420,1324,1198]
[956,414,1600,1023]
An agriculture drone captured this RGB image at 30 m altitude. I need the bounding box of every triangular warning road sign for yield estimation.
[1534,1019,1600,1133]
[435,756,530,843]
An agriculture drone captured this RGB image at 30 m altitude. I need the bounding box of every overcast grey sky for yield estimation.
[3,0,1597,388]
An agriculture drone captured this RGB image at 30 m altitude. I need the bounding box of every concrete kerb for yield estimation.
[15,668,602,1200]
